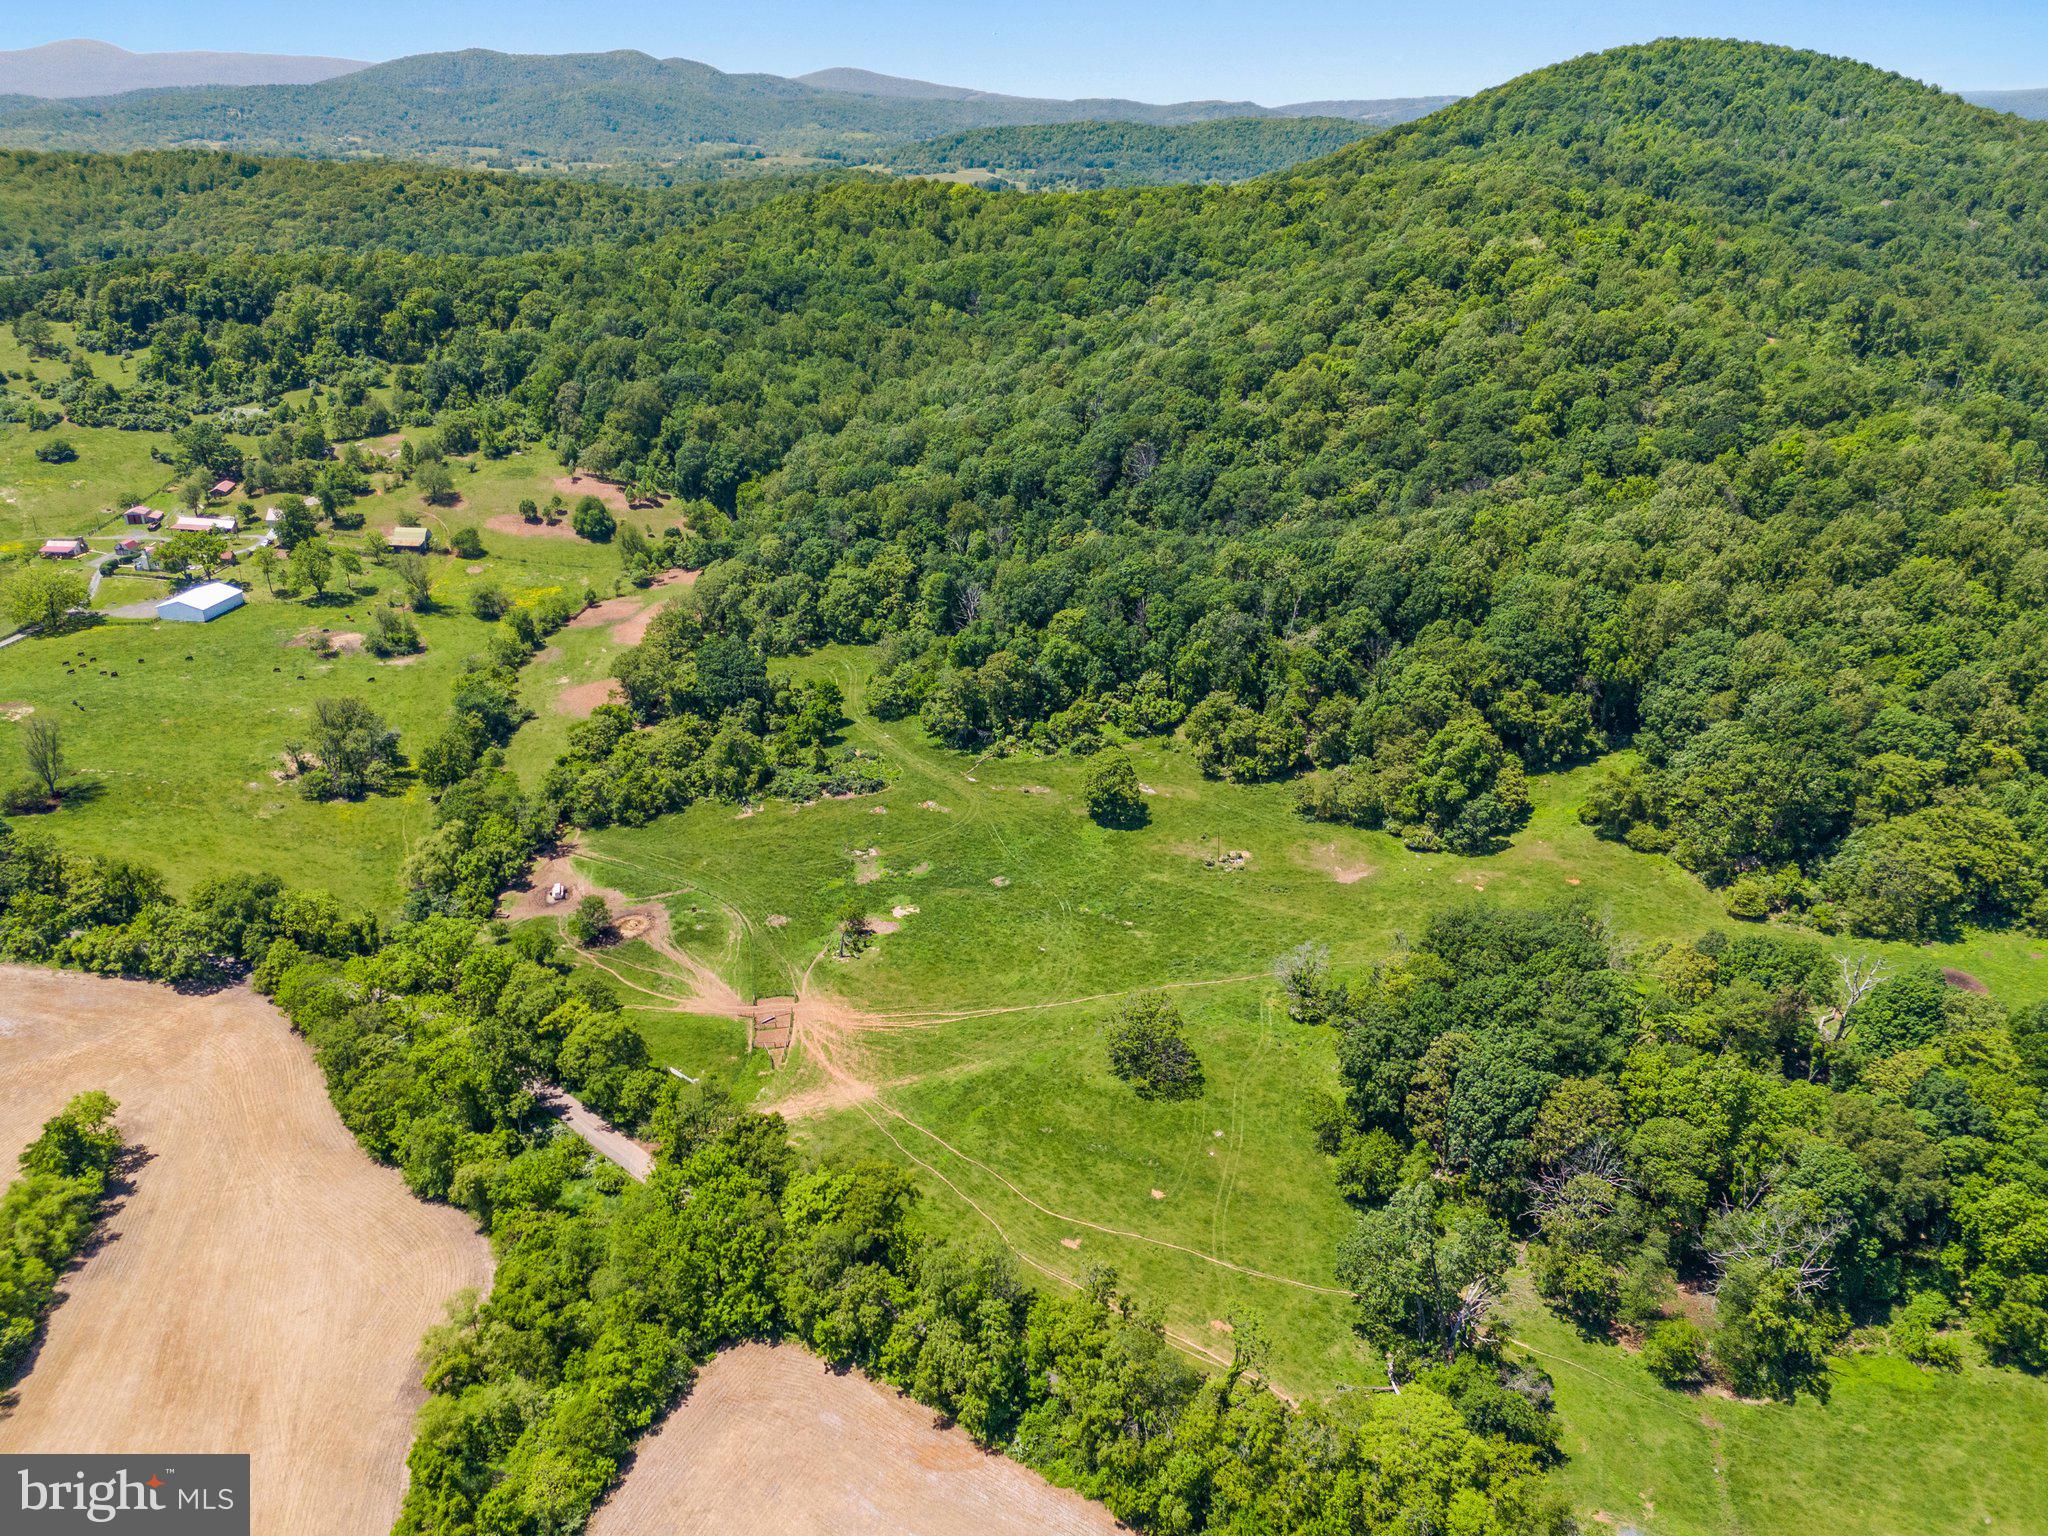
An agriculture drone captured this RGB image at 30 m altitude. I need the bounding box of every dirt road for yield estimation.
[0,966,491,1536]
[535,1083,654,1179]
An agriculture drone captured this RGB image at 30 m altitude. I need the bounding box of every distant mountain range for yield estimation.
[0,44,1458,184]
[0,38,366,97]
[1963,87,2048,119]
[790,65,1450,124]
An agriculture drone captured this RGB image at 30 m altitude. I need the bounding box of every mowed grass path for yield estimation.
[574,645,2048,1525]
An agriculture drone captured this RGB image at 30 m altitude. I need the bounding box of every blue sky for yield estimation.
[11,1,2048,102]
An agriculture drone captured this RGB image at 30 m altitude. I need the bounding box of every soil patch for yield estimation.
[611,599,667,647]
[484,513,582,540]
[1942,968,1990,994]
[551,474,638,513]
[0,967,491,1536]
[1302,842,1374,885]
[288,628,364,655]
[586,1343,1120,1536]
[556,678,624,718]
[567,595,647,629]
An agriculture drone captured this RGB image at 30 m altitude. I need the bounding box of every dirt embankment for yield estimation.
[587,1342,1122,1536]
[0,967,491,1536]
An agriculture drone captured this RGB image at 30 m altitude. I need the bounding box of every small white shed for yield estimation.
[157,581,247,624]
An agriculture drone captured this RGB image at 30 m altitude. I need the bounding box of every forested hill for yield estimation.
[876,116,1378,188]
[0,47,1445,180]
[10,38,2048,945]
[0,150,792,274]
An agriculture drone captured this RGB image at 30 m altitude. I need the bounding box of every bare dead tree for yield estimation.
[1528,1139,1633,1229]
[1708,1184,1850,1298]
[22,716,65,799]
[1817,953,1892,1050]
[1446,1276,1504,1358]
[954,582,987,629]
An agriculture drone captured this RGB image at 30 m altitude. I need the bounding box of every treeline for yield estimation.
[876,116,1377,189]
[254,915,1567,1536]
[0,149,797,277]
[545,603,869,827]
[0,1091,123,1385]
[1288,903,2048,1398]
[8,40,2048,944]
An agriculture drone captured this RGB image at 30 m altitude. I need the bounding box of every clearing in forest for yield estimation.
[552,646,2048,1532]
[586,1342,1119,1536]
[0,966,491,1536]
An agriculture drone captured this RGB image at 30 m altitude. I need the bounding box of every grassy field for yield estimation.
[0,423,176,549]
[0,445,662,910]
[0,324,173,549]
[556,644,2048,1529]
[1512,1297,2047,1535]
[581,647,2048,1014]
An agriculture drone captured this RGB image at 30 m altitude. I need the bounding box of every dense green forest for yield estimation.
[0,48,1441,179]
[0,150,790,275]
[12,38,2048,944]
[875,116,1377,188]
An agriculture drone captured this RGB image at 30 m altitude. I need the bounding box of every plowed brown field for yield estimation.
[0,966,491,1535]
[587,1342,1122,1535]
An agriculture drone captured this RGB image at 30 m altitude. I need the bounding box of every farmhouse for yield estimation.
[387,526,432,552]
[39,537,88,558]
[172,514,238,534]
[156,581,246,624]
[209,478,239,498]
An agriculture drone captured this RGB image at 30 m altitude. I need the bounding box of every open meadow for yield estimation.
[0,965,492,1534]
[533,645,2048,1531]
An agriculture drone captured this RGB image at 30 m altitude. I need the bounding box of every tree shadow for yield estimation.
[0,1142,154,1403]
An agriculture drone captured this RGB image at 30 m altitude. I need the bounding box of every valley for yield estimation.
[2,30,2047,1536]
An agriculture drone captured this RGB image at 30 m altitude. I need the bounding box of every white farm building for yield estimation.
[157,581,247,624]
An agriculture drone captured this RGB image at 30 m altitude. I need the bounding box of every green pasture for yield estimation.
[0,469,655,911]
[584,647,2048,1014]
[563,643,2048,1528]
[1511,1298,2048,1536]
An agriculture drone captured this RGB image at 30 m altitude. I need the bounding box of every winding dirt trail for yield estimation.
[515,849,1343,1340]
